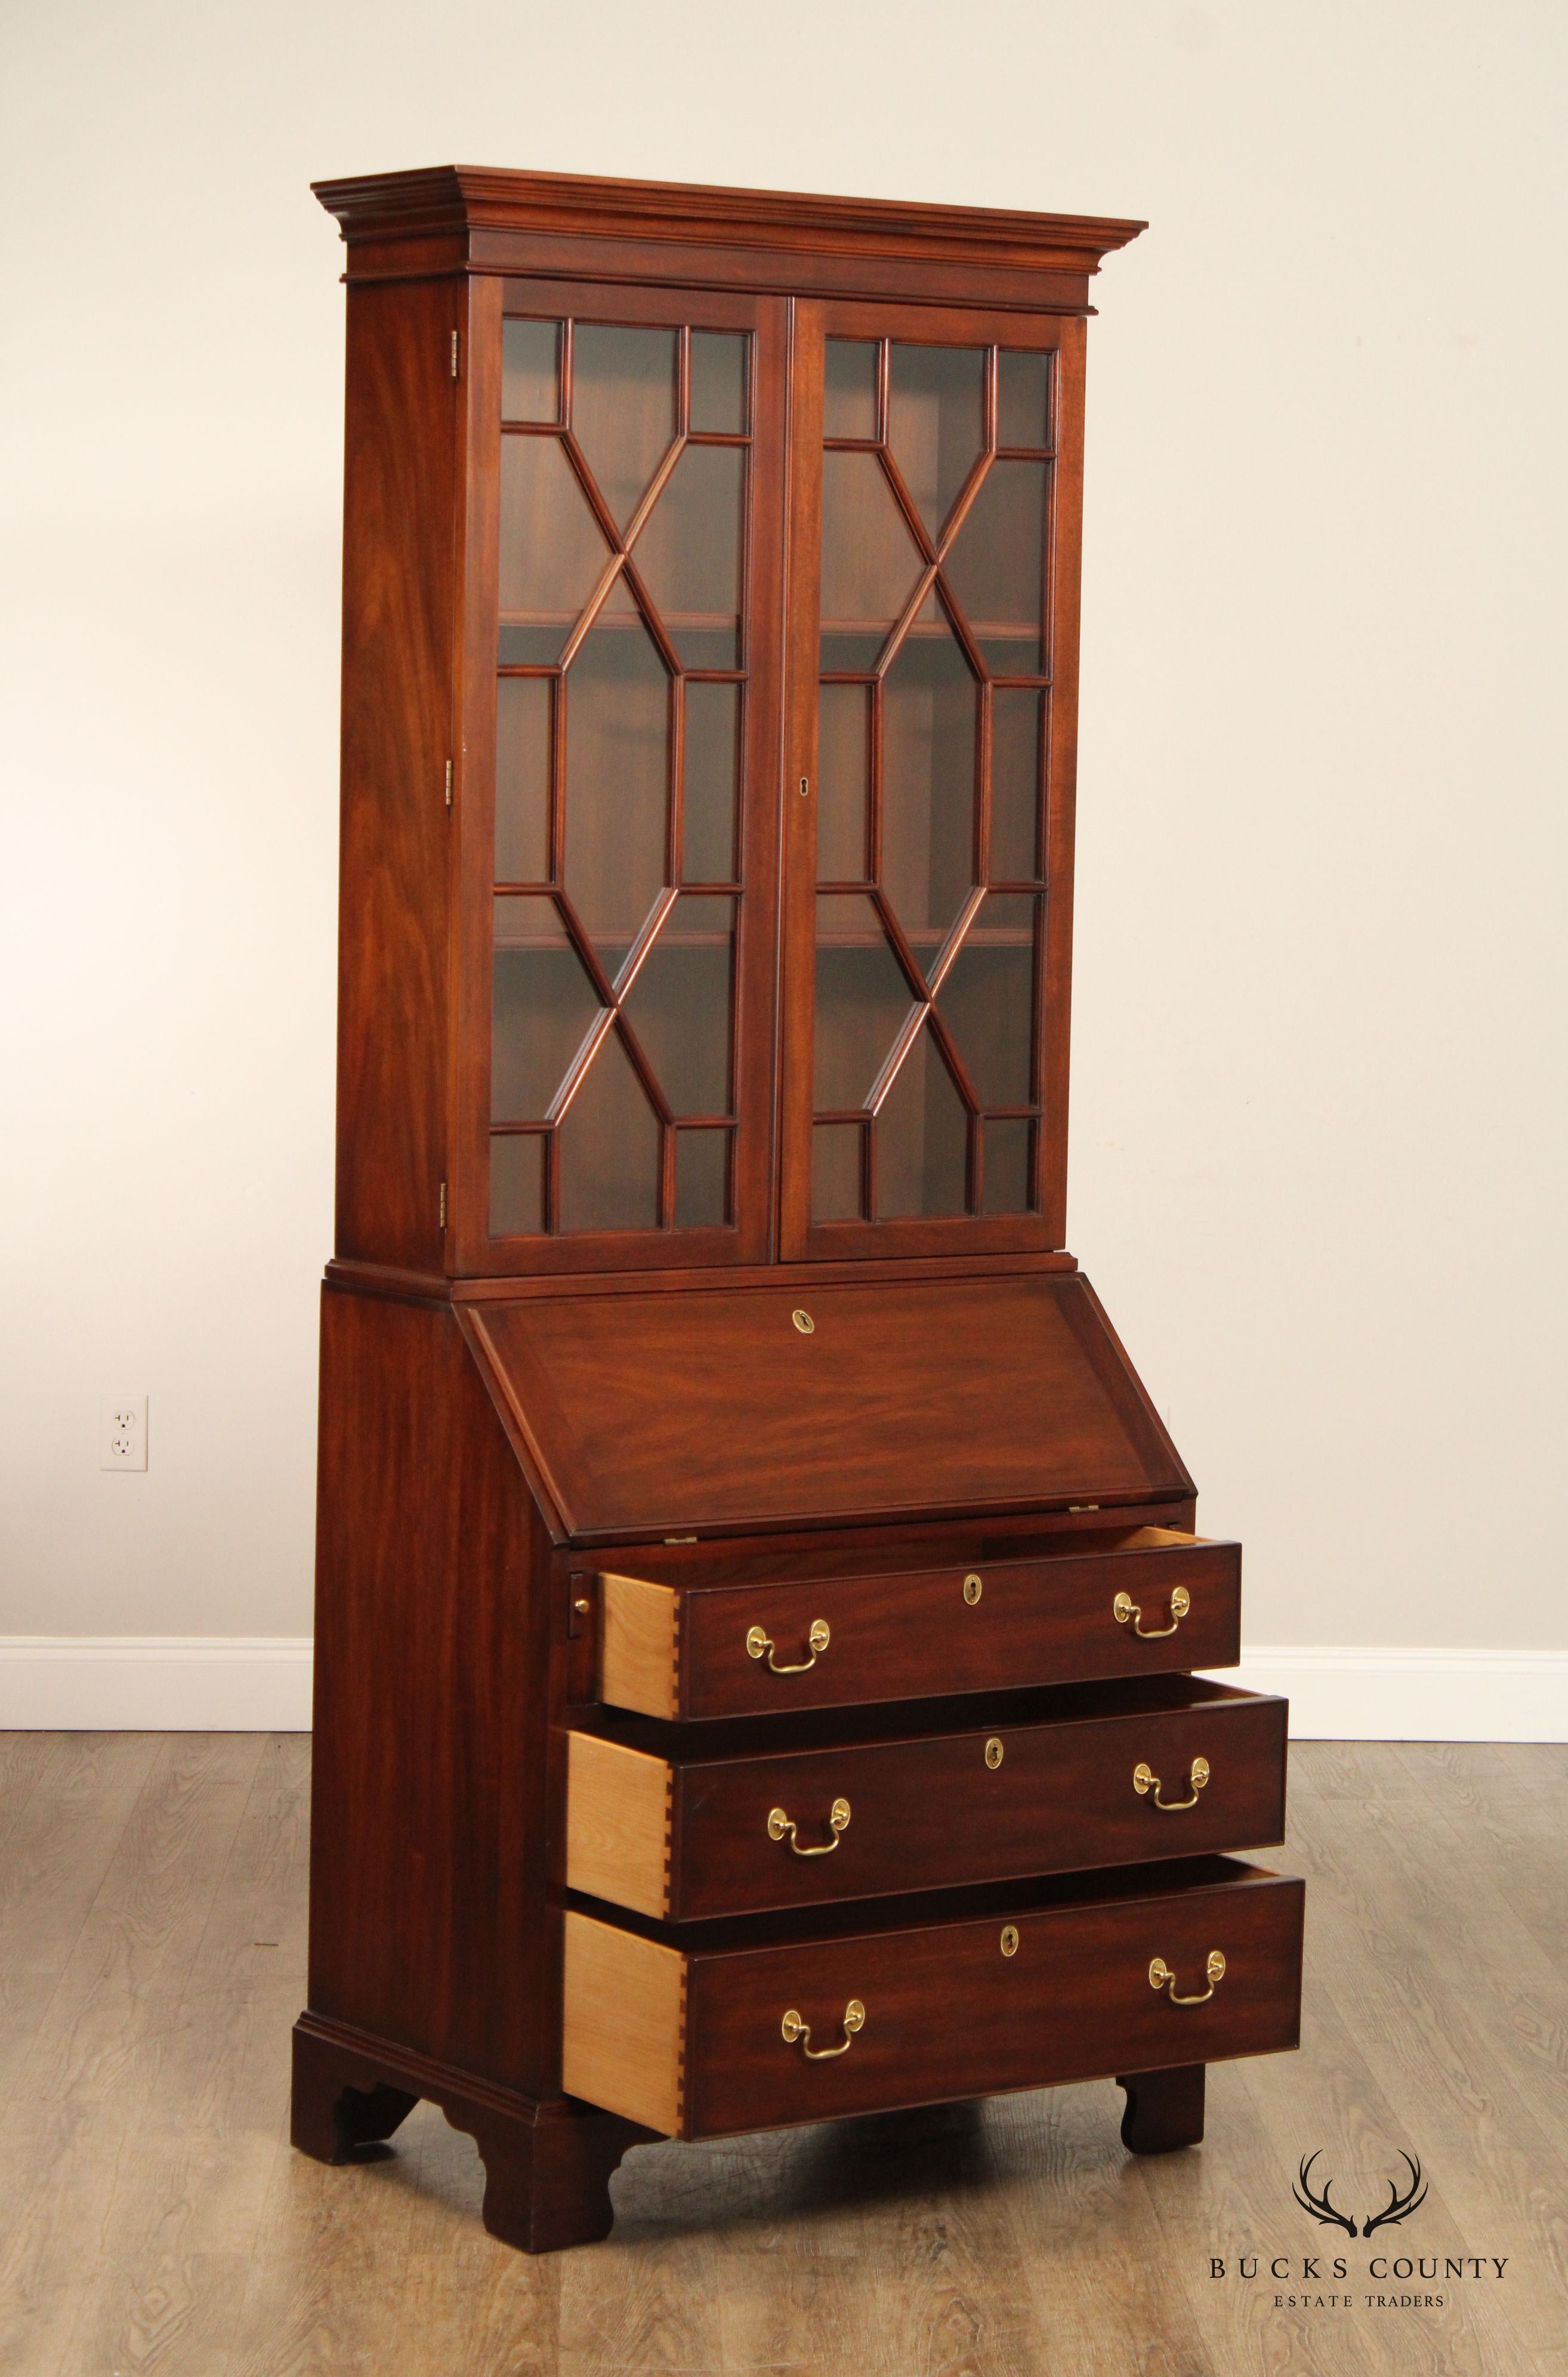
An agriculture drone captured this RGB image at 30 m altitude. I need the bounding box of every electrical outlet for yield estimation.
[100,1396,148,1471]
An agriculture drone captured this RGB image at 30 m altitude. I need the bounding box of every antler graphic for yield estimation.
[1292,2151,1358,2236]
[1362,2154,1427,2236]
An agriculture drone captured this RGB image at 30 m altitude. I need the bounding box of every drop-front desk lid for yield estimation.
[459,1270,1191,1547]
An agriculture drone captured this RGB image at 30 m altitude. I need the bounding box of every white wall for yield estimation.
[1,3,1563,1684]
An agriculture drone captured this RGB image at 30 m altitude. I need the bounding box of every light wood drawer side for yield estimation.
[562,1909,687,2137]
[565,1732,673,1920]
[597,1572,680,1718]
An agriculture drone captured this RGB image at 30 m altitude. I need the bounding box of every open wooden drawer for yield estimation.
[566,1678,1286,1920]
[592,1527,1239,1721]
[562,1857,1304,2139]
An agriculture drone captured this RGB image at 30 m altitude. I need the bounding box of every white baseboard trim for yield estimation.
[0,1638,313,1732]
[0,1638,1561,1741]
[1215,1647,1568,1743]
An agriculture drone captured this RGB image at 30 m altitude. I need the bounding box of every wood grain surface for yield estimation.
[567,1681,1286,1920]
[1,1736,1560,2374]
[596,1527,1240,1721]
[464,1270,1192,1541]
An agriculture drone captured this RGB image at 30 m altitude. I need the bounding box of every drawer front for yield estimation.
[597,1529,1239,1722]
[665,1688,1285,1919]
[563,1864,1304,2140]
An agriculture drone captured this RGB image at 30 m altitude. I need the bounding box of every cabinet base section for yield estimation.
[291,2011,1216,2252]
[1117,2060,1206,2153]
[291,2011,654,2252]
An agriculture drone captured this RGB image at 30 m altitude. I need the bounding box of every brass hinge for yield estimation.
[445,758,453,809]
[450,330,460,379]
[439,1181,447,1229]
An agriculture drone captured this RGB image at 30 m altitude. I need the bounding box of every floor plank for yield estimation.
[0,1735,1561,2376]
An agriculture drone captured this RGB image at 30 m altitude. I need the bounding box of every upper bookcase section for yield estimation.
[312,164,1146,315]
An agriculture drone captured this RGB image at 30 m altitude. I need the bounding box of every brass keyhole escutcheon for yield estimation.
[963,1573,983,1606]
[792,1308,815,1335]
[1133,1754,1210,1810]
[1000,1924,1020,1958]
[984,1737,1004,1769]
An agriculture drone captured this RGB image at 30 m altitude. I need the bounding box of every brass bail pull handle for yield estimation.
[1149,1950,1226,2005]
[746,1618,830,1675]
[1133,1755,1210,1811]
[768,1797,851,1856]
[781,1999,865,2059]
[1114,1585,1191,1638]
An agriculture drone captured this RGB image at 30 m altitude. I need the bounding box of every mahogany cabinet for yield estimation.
[293,162,1301,2253]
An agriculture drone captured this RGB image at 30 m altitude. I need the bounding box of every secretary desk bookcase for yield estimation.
[295,163,1302,2252]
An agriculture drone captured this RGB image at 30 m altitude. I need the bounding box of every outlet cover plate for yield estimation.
[100,1396,148,1471]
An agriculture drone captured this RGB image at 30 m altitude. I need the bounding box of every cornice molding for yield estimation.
[311,163,1146,280]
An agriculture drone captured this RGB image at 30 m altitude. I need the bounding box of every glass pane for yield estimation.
[937,893,1037,1110]
[816,684,869,882]
[557,1028,661,1233]
[498,437,611,664]
[875,1030,968,1218]
[491,898,601,1121]
[632,444,744,669]
[887,345,984,538]
[562,613,669,965]
[813,893,911,1111]
[882,610,977,950]
[683,682,739,882]
[819,451,921,671]
[621,896,735,1117]
[991,690,1045,881]
[984,1117,1033,1214]
[812,1122,863,1222]
[571,324,677,529]
[998,350,1051,450]
[824,340,878,440]
[502,320,560,423]
[490,1134,545,1235]
[690,333,748,434]
[675,1128,729,1227]
[495,677,551,882]
[943,459,1048,677]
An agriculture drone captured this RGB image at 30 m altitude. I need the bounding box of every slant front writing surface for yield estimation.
[462,1273,1191,1541]
[813,333,1054,1229]
[490,313,754,1241]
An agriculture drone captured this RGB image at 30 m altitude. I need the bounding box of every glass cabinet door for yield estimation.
[473,288,782,1267]
[785,306,1078,1256]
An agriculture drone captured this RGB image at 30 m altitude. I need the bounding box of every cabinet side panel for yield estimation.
[335,279,458,1270]
[308,1286,555,2094]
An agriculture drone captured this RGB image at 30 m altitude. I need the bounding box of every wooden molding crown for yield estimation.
[311,163,1145,295]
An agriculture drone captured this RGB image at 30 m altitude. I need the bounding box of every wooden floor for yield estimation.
[0,1735,1563,2376]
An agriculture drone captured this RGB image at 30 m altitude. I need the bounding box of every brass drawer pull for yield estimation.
[1114,1585,1190,1638]
[768,1797,851,1856]
[746,1618,829,1673]
[782,1998,865,2058]
[1134,1755,1210,1810]
[1149,1950,1226,2005]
